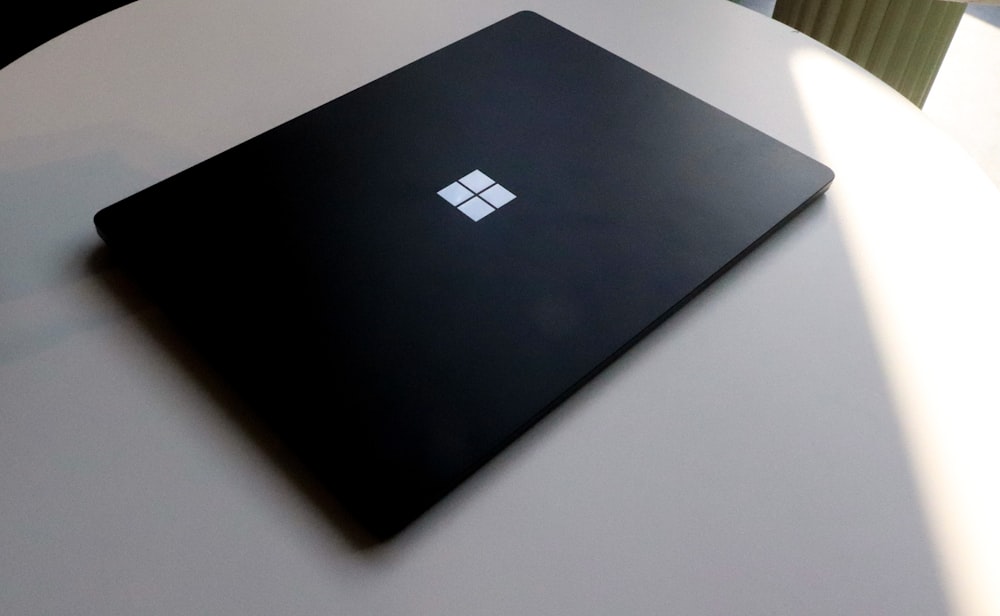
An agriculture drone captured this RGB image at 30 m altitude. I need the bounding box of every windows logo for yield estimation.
[437,170,516,222]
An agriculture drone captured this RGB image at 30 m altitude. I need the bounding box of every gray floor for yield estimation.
[738,0,1000,188]
[738,0,779,14]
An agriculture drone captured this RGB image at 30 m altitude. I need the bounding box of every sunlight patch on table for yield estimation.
[790,45,1000,616]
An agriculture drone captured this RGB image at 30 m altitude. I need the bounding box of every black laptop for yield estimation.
[94,11,833,539]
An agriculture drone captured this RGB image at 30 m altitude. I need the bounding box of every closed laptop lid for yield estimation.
[94,11,834,539]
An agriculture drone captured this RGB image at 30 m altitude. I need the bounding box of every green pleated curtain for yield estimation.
[771,0,967,107]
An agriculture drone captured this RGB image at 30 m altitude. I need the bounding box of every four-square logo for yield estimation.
[437,170,516,221]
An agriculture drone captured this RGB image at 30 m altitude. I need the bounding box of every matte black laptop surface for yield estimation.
[94,11,833,539]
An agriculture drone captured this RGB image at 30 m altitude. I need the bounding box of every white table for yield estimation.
[2,1,999,614]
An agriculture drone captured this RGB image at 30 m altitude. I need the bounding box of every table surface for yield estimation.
[2,1,999,614]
